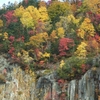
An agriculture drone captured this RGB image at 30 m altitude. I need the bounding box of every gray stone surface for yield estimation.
[0,55,35,100]
[0,55,99,100]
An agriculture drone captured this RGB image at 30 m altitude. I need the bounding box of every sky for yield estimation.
[0,0,23,7]
[0,0,50,7]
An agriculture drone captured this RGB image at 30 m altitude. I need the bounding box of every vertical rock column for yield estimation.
[66,68,100,100]
[0,55,36,100]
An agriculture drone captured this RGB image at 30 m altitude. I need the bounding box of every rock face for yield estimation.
[36,68,100,100]
[0,55,35,100]
[67,68,100,100]
[0,55,100,100]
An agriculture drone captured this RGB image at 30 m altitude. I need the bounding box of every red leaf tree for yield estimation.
[58,38,74,56]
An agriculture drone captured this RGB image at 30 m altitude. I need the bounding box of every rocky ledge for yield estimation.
[0,55,99,100]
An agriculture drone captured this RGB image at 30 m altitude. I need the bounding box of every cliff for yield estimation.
[0,55,99,100]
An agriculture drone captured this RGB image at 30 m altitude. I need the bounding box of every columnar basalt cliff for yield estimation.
[0,55,100,100]
[0,55,36,100]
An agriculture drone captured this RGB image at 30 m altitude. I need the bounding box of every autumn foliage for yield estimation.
[0,0,100,81]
